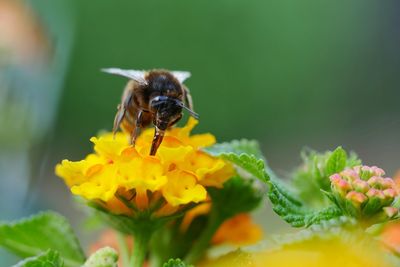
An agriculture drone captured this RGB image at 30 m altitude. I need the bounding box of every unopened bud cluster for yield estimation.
[329,165,399,222]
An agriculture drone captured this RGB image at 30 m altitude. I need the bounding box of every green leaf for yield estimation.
[150,216,207,266]
[204,139,269,183]
[209,176,263,219]
[292,150,330,206]
[362,198,383,217]
[204,139,264,158]
[320,190,337,206]
[206,141,345,228]
[0,211,85,267]
[326,146,347,175]
[163,258,193,267]
[82,247,118,267]
[270,178,303,207]
[12,249,63,267]
[268,179,343,227]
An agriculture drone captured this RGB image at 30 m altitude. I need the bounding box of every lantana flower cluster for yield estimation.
[329,165,400,222]
[56,118,234,217]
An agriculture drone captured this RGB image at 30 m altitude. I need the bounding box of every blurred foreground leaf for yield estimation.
[13,250,63,267]
[203,226,397,267]
[163,258,193,267]
[0,211,85,267]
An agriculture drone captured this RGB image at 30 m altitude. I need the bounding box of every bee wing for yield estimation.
[171,71,191,84]
[101,68,148,85]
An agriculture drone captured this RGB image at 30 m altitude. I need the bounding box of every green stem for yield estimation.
[130,229,152,267]
[116,231,130,267]
[184,210,224,264]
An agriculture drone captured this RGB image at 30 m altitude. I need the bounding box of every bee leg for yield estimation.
[113,90,133,137]
[113,104,125,137]
[130,110,143,146]
[150,127,165,156]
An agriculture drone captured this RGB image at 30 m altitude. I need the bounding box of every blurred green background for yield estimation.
[1,0,399,265]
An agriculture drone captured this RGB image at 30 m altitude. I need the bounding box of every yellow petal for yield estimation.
[71,164,119,201]
[167,117,198,139]
[118,156,167,192]
[90,133,130,160]
[200,163,236,188]
[55,159,87,187]
[187,133,216,148]
[162,170,207,206]
[182,152,235,187]
[157,145,193,167]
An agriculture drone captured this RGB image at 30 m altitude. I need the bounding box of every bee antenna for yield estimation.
[175,100,199,119]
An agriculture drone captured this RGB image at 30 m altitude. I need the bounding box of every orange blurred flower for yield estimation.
[180,202,211,232]
[0,0,49,64]
[393,169,400,185]
[381,169,400,255]
[212,213,263,246]
[381,221,400,254]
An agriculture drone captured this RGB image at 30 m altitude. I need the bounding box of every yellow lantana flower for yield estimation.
[55,118,234,216]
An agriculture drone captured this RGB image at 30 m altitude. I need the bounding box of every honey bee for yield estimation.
[102,68,199,155]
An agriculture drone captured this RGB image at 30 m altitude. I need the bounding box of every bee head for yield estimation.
[150,96,199,130]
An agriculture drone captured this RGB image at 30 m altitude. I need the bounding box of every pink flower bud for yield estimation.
[330,175,352,195]
[338,180,351,190]
[362,166,372,172]
[366,188,385,200]
[358,166,375,180]
[382,178,395,189]
[352,179,369,193]
[383,188,397,199]
[367,176,384,189]
[330,166,397,223]
[383,207,398,218]
[341,169,359,181]
[353,166,362,172]
[371,166,385,176]
[330,174,342,182]
[346,191,367,204]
